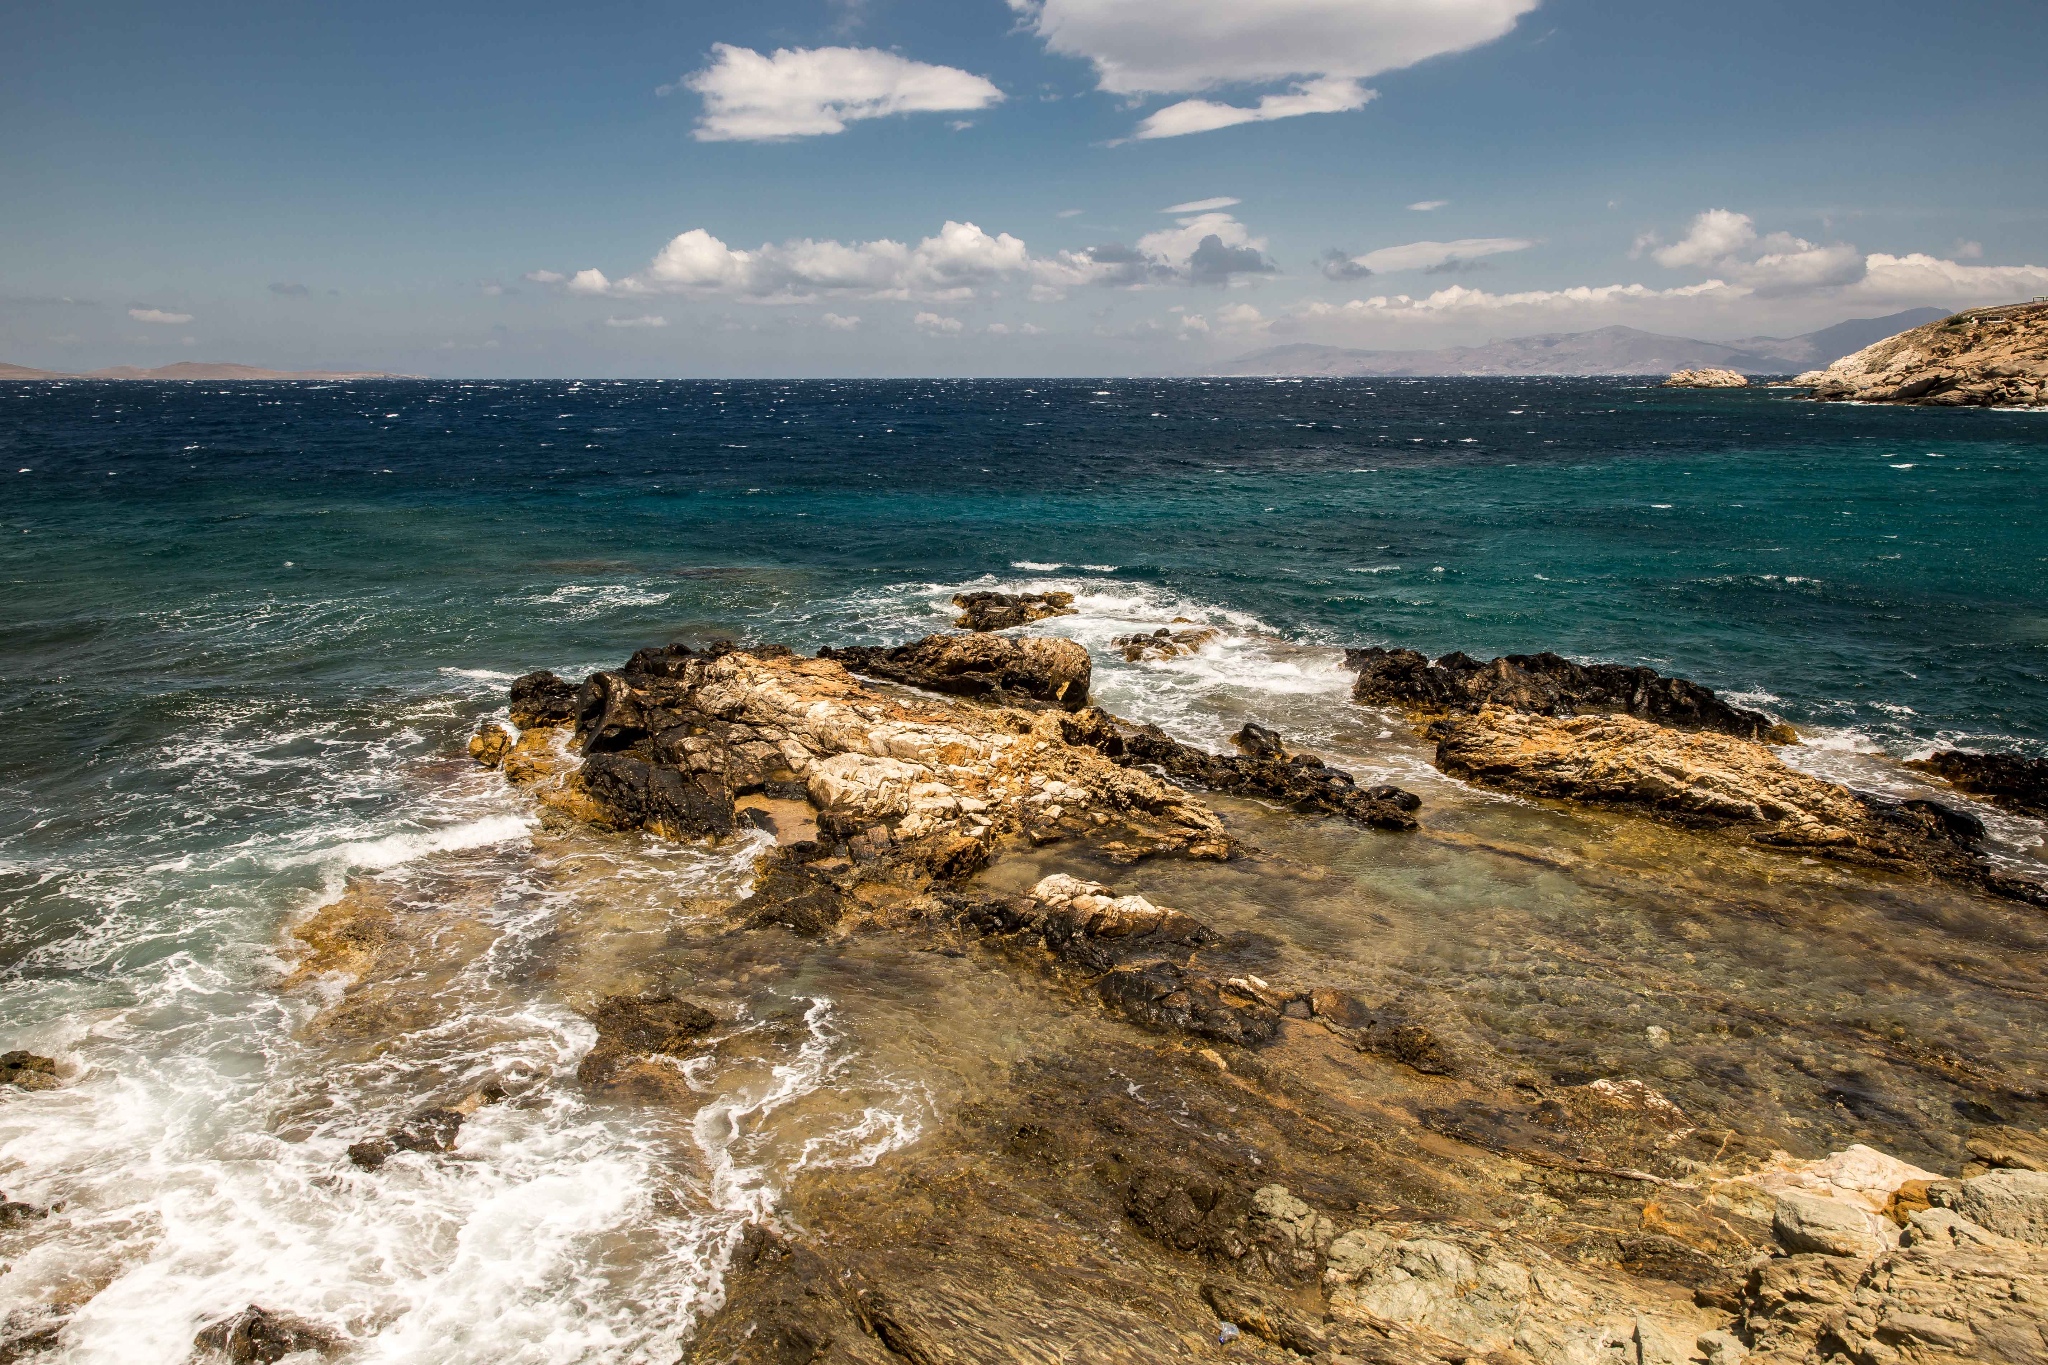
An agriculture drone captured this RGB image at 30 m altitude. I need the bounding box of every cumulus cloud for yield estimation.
[1345,237,1535,274]
[1011,0,1539,134]
[268,281,310,297]
[1135,211,1272,281]
[1318,248,1373,281]
[605,314,668,327]
[913,311,965,333]
[678,44,1002,141]
[1408,199,1449,211]
[1163,196,1240,213]
[819,312,862,330]
[129,307,193,324]
[1852,253,2048,303]
[1644,209,1863,296]
[1135,77,1373,139]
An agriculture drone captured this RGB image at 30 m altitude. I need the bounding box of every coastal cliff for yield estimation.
[1798,301,2048,407]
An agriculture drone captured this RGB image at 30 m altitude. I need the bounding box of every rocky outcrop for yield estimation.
[819,632,1092,711]
[1907,749,2048,819]
[575,994,719,1085]
[1074,714,1422,831]
[1433,707,2046,903]
[950,590,1074,631]
[1664,368,1749,388]
[1347,646,1792,742]
[1801,301,2048,407]
[193,1306,339,1362]
[1112,626,1218,661]
[0,1052,59,1091]
[483,641,1229,864]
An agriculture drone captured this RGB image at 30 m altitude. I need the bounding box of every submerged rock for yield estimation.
[1663,368,1749,388]
[1907,749,2048,818]
[193,1305,338,1362]
[576,994,719,1085]
[1801,300,2048,407]
[1112,626,1217,662]
[1433,706,2045,903]
[1347,646,1791,741]
[950,590,1075,632]
[819,632,1092,712]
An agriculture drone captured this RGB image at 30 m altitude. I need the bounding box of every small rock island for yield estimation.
[1662,368,1749,388]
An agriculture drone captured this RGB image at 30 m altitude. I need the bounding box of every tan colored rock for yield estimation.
[1804,300,2048,407]
[1663,368,1749,388]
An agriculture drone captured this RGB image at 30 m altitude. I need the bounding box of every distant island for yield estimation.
[1222,308,1946,378]
[0,362,406,381]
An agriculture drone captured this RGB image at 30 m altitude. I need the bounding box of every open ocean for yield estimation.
[1,376,2044,1361]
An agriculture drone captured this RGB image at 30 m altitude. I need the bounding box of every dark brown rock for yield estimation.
[193,1306,338,1362]
[1112,627,1217,662]
[507,670,578,728]
[1346,646,1789,741]
[577,995,719,1085]
[576,752,737,841]
[818,633,1092,712]
[950,590,1075,632]
[1907,749,2048,818]
[1308,990,1452,1074]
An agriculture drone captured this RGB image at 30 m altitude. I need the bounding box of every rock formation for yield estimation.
[0,1052,60,1091]
[1799,301,2048,407]
[1907,749,2048,819]
[1663,368,1749,388]
[1112,626,1218,661]
[1433,706,2045,904]
[1347,646,1795,742]
[950,590,1074,631]
[819,632,1092,711]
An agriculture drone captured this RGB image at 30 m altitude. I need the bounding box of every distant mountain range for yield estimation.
[0,361,403,381]
[1222,308,1948,378]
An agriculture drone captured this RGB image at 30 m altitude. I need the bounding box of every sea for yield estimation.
[0,377,2043,1361]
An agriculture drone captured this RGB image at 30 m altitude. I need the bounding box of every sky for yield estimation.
[4,0,2047,377]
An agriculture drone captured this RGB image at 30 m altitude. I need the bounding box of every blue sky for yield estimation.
[5,0,2046,376]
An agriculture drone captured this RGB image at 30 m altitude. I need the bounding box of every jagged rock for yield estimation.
[1803,301,2048,407]
[1112,627,1218,662]
[950,590,1075,631]
[507,670,578,728]
[193,1306,339,1362]
[467,719,512,768]
[1432,706,2046,902]
[347,1106,468,1170]
[1932,1169,2048,1245]
[1346,646,1789,741]
[576,752,737,841]
[0,1052,59,1092]
[819,633,1092,712]
[1664,368,1749,388]
[576,994,719,1085]
[1073,711,1421,831]
[1907,749,2048,818]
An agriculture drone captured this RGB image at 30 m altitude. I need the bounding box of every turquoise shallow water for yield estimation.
[0,376,2043,1359]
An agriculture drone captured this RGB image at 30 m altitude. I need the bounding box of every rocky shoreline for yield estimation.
[1797,302,2048,408]
[383,627,2048,1363]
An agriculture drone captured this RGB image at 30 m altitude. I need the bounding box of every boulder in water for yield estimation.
[0,1051,59,1091]
[193,1306,338,1362]
[951,590,1075,631]
[1906,749,2048,818]
[819,633,1092,712]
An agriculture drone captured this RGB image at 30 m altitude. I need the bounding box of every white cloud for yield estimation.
[523,270,566,284]
[1851,253,2048,303]
[819,312,862,330]
[1162,196,1240,213]
[1011,0,1538,134]
[1952,239,1983,260]
[1349,237,1534,273]
[569,220,1031,303]
[605,314,668,327]
[1646,209,1863,295]
[679,44,1002,141]
[1136,77,1374,138]
[1407,199,1449,211]
[1056,208,1084,218]
[914,311,965,333]
[1310,278,1740,319]
[129,307,192,324]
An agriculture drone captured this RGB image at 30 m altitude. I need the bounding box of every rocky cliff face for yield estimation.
[1800,301,2048,407]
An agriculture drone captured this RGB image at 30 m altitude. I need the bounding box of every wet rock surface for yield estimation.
[1112,626,1219,662]
[1907,749,2048,819]
[0,1052,59,1091]
[819,632,1092,712]
[1433,706,2046,904]
[192,1305,339,1362]
[1347,646,1791,742]
[950,589,1076,631]
[576,994,720,1085]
